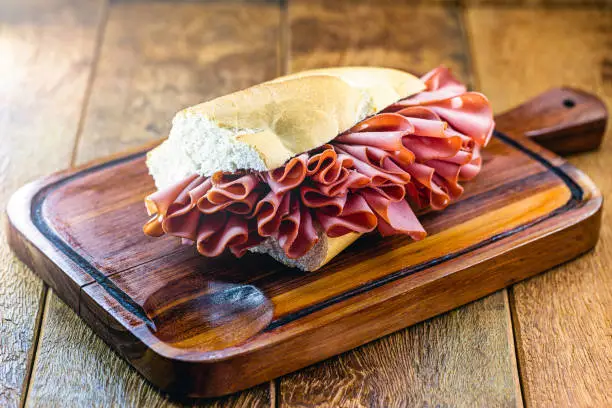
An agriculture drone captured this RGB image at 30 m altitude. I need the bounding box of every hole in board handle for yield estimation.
[563,99,576,108]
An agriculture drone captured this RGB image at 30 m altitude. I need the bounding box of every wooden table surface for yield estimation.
[0,0,610,407]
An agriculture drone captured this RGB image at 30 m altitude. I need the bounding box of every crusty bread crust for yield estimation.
[146,67,425,270]
[268,67,425,115]
[188,68,424,170]
[249,228,361,271]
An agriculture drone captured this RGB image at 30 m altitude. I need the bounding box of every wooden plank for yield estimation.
[25,292,271,407]
[0,0,105,406]
[280,292,519,407]
[467,7,612,406]
[74,1,280,165]
[24,1,280,406]
[278,1,522,406]
[8,87,603,399]
[288,0,473,85]
[462,0,611,7]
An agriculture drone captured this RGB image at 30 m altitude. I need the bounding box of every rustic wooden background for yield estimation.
[0,0,610,407]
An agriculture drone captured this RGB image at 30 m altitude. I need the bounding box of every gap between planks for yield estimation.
[18,285,48,408]
[277,0,289,77]
[507,287,528,406]
[460,4,525,407]
[69,1,111,169]
[24,1,285,406]
[21,1,111,406]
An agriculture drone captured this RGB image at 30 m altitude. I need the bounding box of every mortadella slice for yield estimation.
[143,65,495,262]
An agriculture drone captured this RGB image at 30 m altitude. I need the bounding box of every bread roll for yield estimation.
[147,67,424,189]
[147,67,425,270]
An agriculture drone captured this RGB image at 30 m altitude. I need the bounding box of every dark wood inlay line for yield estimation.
[31,151,157,331]
[494,131,582,200]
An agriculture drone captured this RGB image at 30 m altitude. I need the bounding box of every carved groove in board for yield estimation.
[29,131,584,331]
[30,151,156,330]
[494,131,583,200]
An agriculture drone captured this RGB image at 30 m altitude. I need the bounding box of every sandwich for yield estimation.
[143,66,494,271]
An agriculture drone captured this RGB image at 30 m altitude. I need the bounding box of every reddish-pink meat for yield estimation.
[144,66,495,260]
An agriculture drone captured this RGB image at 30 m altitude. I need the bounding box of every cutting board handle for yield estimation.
[494,87,607,156]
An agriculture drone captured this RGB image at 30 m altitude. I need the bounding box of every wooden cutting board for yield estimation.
[7,88,606,398]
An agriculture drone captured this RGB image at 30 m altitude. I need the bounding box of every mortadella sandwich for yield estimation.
[143,66,494,271]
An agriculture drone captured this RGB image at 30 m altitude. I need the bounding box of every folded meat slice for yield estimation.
[197,214,249,257]
[199,173,260,213]
[277,195,319,259]
[398,66,468,104]
[387,67,494,147]
[317,194,378,237]
[402,162,451,210]
[266,153,308,194]
[144,65,495,262]
[334,144,411,183]
[361,191,426,240]
[145,174,199,217]
[309,151,354,185]
[314,169,370,197]
[300,187,347,215]
[335,131,406,151]
[195,212,229,256]
[252,191,288,236]
[378,201,427,240]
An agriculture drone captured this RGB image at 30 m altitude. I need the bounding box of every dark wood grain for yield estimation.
[279,1,519,406]
[495,88,607,156]
[467,7,612,406]
[21,1,280,406]
[288,0,472,85]
[0,0,106,406]
[7,89,604,398]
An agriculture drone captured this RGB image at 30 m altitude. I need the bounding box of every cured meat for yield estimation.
[144,66,495,261]
[277,195,319,258]
[252,191,290,237]
[266,153,308,194]
[317,193,378,237]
